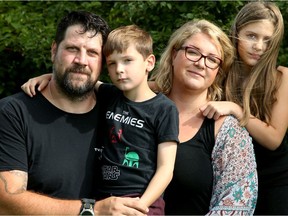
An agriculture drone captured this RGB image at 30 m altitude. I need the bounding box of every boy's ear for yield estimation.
[51,41,57,62]
[146,54,156,72]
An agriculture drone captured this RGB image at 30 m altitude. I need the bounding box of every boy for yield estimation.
[95,24,179,215]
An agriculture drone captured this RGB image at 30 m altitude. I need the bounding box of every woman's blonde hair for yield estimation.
[226,1,284,125]
[151,19,234,101]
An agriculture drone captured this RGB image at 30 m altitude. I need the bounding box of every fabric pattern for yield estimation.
[208,115,258,215]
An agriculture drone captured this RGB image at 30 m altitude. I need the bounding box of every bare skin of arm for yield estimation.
[0,170,148,215]
[200,66,288,150]
[139,141,177,208]
[22,76,157,97]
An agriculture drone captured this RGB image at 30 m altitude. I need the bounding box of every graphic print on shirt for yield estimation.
[104,109,143,182]
[110,125,122,143]
[122,147,139,168]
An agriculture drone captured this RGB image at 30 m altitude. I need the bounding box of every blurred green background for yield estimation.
[0,0,287,98]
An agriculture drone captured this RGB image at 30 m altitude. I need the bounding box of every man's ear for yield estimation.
[51,41,57,62]
[146,54,156,73]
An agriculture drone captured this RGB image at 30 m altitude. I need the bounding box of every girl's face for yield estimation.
[237,20,274,69]
[172,32,221,93]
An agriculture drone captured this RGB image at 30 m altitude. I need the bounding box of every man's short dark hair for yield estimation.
[54,11,110,46]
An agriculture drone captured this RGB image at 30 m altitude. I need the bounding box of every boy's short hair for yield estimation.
[103,24,153,59]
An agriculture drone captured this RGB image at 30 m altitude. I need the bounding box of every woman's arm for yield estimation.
[207,115,258,216]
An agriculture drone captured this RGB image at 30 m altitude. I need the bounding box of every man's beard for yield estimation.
[53,64,97,101]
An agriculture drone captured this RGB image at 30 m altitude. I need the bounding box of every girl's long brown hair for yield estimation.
[226,1,284,126]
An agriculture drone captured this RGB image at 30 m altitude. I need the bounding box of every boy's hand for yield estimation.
[21,73,52,97]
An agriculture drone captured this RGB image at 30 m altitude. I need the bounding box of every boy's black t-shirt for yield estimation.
[97,84,179,196]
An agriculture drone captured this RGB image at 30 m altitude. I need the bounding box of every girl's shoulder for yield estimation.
[277,65,288,90]
[277,65,288,77]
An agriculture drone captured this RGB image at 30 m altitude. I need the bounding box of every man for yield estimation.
[0,11,148,215]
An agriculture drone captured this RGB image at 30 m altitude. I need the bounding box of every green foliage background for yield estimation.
[0,1,287,98]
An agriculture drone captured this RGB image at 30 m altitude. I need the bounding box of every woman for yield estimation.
[151,19,257,215]
[200,2,288,214]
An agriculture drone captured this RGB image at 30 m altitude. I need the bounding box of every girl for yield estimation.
[200,2,288,214]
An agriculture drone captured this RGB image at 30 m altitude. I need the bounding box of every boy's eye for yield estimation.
[107,62,115,66]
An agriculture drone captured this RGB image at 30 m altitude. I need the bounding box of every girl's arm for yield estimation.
[200,66,288,150]
[245,66,288,150]
[139,141,177,208]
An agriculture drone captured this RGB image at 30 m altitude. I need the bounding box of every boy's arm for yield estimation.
[21,73,52,97]
[139,141,177,208]
[21,73,103,96]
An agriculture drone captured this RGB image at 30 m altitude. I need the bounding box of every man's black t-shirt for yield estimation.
[0,92,99,199]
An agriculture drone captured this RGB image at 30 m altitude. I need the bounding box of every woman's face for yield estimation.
[237,20,274,69]
[172,32,221,92]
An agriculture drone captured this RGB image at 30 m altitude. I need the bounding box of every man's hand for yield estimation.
[95,196,149,216]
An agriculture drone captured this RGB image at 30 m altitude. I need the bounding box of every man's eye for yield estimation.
[67,47,77,51]
[88,50,98,56]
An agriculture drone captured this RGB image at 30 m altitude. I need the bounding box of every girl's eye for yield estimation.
[247,34,257,40]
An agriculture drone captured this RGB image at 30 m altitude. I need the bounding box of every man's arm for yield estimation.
[0,170,81,214]
[0,170,148,215]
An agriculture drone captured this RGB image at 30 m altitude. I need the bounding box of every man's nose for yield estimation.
[74,51,88,66]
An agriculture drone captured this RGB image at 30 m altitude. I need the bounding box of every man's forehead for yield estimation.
[63,25,103,46]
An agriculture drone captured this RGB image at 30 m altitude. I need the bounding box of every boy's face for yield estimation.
[105,45,155,93]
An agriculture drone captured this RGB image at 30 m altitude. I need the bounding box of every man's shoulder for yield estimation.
[0,92,25,105]
[0,92,42,112]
